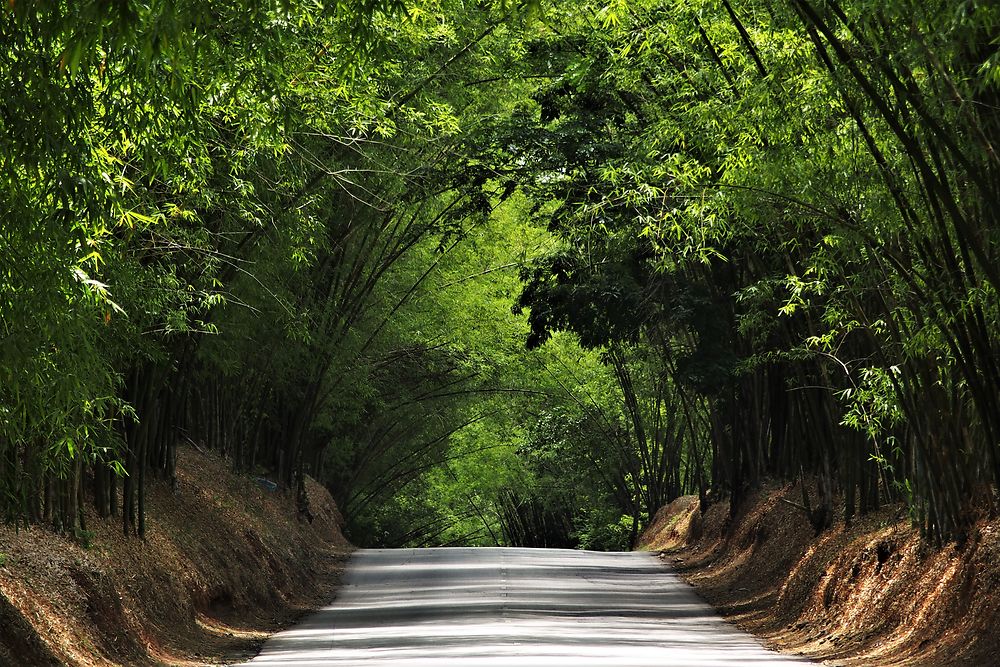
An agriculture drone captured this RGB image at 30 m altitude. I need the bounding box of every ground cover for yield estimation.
[0,446,352,666]
[639,486,1000,666]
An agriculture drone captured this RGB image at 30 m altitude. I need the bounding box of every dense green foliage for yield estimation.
[2,0,998,548]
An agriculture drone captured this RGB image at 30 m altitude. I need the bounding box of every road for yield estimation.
[244,547,813,666]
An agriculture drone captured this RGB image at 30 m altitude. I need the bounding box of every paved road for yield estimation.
[244,547,813,666]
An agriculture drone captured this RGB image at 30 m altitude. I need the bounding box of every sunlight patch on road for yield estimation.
[245,547,813,666]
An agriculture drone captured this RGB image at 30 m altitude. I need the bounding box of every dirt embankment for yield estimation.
[0,446,353,666]
[639,485,1000,666]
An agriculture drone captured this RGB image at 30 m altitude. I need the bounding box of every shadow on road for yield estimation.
[244,547,814,666]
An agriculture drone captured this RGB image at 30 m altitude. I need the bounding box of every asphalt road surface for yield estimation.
[244,547,813,666]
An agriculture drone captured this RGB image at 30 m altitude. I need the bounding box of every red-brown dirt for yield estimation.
[0,446,353,666]
[638,484,1000,666]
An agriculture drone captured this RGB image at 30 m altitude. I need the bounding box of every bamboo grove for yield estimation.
[497,0,1000,544]
[1,0,998,549]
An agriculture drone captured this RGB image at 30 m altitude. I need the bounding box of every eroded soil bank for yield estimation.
[638,486,1000,666]
[0,447,352,666]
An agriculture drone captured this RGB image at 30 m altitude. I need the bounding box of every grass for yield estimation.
[74,528,96,549]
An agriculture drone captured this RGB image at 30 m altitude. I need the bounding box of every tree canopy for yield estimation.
[2,0,998,548]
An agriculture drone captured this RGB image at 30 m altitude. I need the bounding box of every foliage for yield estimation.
[2,0,998,548]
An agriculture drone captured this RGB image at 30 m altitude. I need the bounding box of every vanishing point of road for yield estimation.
[244,547,814,666]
